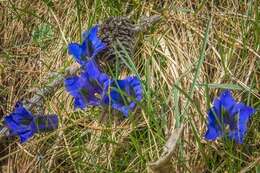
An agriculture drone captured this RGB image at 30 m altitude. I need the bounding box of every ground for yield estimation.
[0,0,260,172]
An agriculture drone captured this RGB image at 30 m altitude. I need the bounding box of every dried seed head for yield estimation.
[95,16,138,74]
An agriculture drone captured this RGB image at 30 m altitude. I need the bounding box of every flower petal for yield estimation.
[64,76,82,94]
[204,109,223,141]
[205,126,222,141]
[4,116,31,135]
[82,25,106,58]
[83,25,98,40]
[11,102,33,124]
[68,43,87,65]
[74,96,87,109]
[83,59,102,78]
[113,105,129,116]
[228,103,255,144]
[19,131,34,143]
[103,76,143,116]
[129,77,143,101]
[219,90,236,114]
[212,98,221,117]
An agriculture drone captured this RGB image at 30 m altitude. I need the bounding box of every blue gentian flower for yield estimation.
[68,25,106,65]
[4,102,58,143]
[205,90,255,144]
[103,76,143,116]
[64,59,110,109]
[64,59,143,116]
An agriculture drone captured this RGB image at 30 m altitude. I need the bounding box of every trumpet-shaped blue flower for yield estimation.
[4,102,58,143]
[64,59,143,116]
[205,90,255,144]
[103,76,143,116]
[68,25,106,65]
[64,60,110,109]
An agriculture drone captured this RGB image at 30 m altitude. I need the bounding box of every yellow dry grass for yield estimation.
[0,0,259,172]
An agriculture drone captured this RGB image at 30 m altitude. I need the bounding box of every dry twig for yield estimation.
[148,125,184,173]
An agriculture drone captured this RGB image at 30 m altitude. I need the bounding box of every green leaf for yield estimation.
[196,83,243,90]
[32,23,54,47]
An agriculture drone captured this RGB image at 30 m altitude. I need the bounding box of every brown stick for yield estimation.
[23,65,79,110]
[133,15,162,32]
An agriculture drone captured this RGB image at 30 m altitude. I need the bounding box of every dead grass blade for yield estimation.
[148,124,184,173]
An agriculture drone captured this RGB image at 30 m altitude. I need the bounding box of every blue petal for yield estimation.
[108,100,130,117]
[99,74,110,87]
[74,97,87,109]
[207,109,217,125]
[68,43,86,65]
[228,103,255,144]
[212,98,221,117]
[4,102,34,136]
[129,102,136,110]
[82,25,106,58]
[4,116,31,135]
[204,109,223,141]
[68,25,106,67]
[64,76,81,93]
[228,130,244,144]
[92,43,106,58]
[205,126,222,141]
[19,131,34,143]
[85,26,98,40]
[110,89,125,103]
[84,59,101,78]
[116,79,128,90]
[65,76,88,98]
[12,102,33,124]
[112,105,129,117]
[103,76,143,116]
[237,103,255,121]
[219,90,236,114]
[68,43,82,59]
[129,77,143,101]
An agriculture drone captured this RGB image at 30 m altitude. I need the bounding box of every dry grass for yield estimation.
[0,0,259,172]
